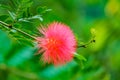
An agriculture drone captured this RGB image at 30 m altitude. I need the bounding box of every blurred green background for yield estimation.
[0,0,120,80]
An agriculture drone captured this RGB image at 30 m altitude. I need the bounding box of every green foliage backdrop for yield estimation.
[0,0,120,80]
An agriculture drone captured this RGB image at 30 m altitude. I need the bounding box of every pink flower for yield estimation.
[36,22,77,65]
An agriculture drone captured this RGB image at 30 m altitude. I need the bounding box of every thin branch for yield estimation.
[12,27,36,40]
[77,39,95,48]
[0,21,10,27]
[0,20,36,40]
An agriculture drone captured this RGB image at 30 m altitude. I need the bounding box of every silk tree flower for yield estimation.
[36,22,77,65]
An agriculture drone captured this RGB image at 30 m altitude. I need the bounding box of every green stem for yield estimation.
[0,21,10,27]
[0,20,36,40]
[77,39,95,48]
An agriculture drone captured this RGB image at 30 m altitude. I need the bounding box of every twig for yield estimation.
[0,20,36,40]
[77,39,95,48]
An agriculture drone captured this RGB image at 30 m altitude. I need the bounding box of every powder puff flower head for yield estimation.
[36,22,77,65]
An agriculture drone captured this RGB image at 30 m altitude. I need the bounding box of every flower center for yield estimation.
[46,38,62,50]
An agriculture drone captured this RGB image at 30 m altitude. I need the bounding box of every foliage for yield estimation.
[0,0,120,80]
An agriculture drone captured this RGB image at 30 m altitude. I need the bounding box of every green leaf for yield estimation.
[31,15,43,21]
[6,0,33,20]
[18,15,43,22]
[74,53,87,61]
[8,11,16,20]
[37,6,52,14]
[74,53,87,69]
